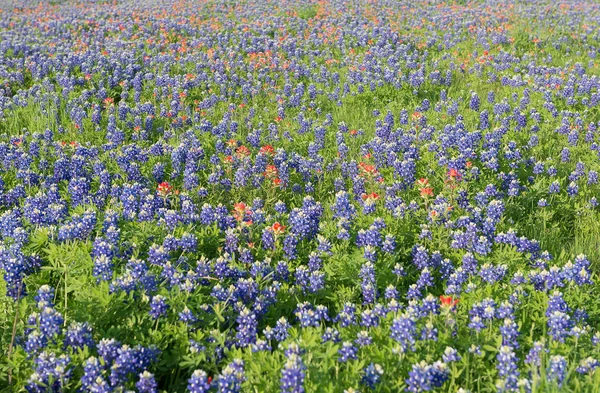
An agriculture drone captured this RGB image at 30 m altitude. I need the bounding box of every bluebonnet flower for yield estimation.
[496,301,515,319]
[26,352,72,393]
[217,360,245,393]
[548,311,571,343]
[266,317,291,342]
[251,339,271,352]
[39,306,64,339]
[384,285,399,300]
[360,309,379,328]
[25,330,47,357]
[525,340,546,368]
[469,299,495,331]
[236,308,257,347]
[442,347,461,363]
[390,312,417,352]
[322,327,341,344]
[65,322,94,349]
[188,370,211,393]
[393,263,406,278]
[149,295,168,319]
[547,355,567,386]
[479,263,507,284]
[405,361,449,392]
[81,357,103,390]
[546,291,569,316]
[576,357,599,375]
[288,196,323,241]
[361,363,383,389]
[561,147,570,163]
[179,307,197,325]
[35,285,55,306]
[382,234,396,253]
[332,191,356,220]
[420,321,438,342]
[355,331,372,347]
[468,316,485,332]
[416,268,434,290]
[500,319,519,348]
[412,245,430,269]
[316,235,333,255]
[335,303,357,328]
[470,92,480,111]
[420,294,440,316]
[496,346,519,392]
[136,371,158,393]
[281,345,305,393]
[295,302,321,328]
[338,342,358,362]
[283,235,299,260]
[566,181,579,197]
[360,262,377,304]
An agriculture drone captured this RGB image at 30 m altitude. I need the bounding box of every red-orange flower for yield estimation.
[157,181,172,196]
[361,192,380,201]
[233,202,248,214]
[236,145,251,157]
[416,178,429,187]
[447,168,462,181]
[260,145,275,155]
[270,222,286,234]
[420,187,434,197]
[233,202,251,222]
[264,165,278,178]
[440,295,459,309]
[359,162,377,175]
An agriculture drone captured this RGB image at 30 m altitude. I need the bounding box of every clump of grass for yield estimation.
[298,5,317,20]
